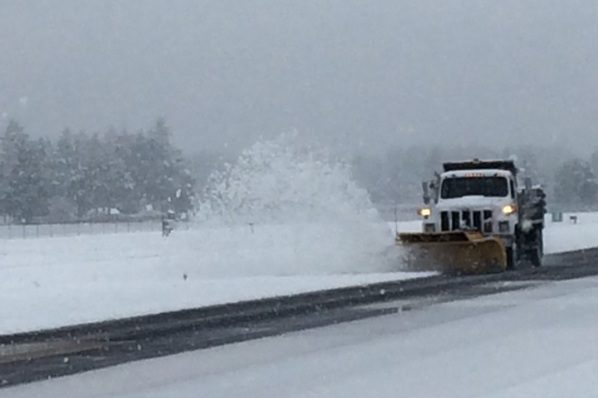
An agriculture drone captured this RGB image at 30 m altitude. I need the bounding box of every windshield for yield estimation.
[441,177,509,199]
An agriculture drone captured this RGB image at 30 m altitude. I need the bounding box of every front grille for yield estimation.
[440,209,493,233]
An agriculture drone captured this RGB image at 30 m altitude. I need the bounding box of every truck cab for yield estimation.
[418,159,544,268]
[422,168,518,243]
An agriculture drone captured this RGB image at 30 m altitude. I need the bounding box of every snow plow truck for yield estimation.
[397,159,546,273]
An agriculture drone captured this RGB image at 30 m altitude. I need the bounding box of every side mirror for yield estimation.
[422,181,430,204]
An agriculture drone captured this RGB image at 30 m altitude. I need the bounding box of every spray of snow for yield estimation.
[193,133,402,275]
[197,134,376,224]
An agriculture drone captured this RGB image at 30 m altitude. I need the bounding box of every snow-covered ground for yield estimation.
[544,212,598,254]
[0,136,433,334]
[1,212,596,335]
[6,275,598,398]
[0,222,434,335]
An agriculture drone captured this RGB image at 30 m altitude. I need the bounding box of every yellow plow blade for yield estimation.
[396,231,507,274]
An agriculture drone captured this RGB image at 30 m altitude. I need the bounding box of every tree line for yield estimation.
[2,119,597,225]
[0,119,194,224]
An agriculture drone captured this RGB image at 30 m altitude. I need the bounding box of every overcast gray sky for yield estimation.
[1,0,597,154]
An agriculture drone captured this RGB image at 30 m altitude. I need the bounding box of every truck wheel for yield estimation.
[506,247,515,270]
[530,246,542,267]
[530,227,542,267]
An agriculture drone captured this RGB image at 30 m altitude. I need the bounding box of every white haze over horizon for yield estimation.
[2,0,598,156]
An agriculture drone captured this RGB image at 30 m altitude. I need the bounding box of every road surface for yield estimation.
[5,275,598,397]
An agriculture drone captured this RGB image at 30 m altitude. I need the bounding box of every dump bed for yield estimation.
[442,159,517,177]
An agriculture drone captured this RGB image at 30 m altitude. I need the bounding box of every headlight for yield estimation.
[418,208,432,218]
[498,221,510,232]
[502,204,517,215]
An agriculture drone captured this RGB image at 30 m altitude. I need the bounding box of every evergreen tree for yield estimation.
[0,118,196,222]
[0,121,51,223]
[135,119,195,213]
[110,131,141,214]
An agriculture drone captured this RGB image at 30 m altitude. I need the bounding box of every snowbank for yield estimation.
[0,135,426,334]
[544,212,598,254]
[0,226,431,334]
[1,213,597,335]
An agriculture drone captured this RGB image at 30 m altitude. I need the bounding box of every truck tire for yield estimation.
[530,228,543,267]
[530,247,542,267]
[506,247,515,270]
[528,227,544,267]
